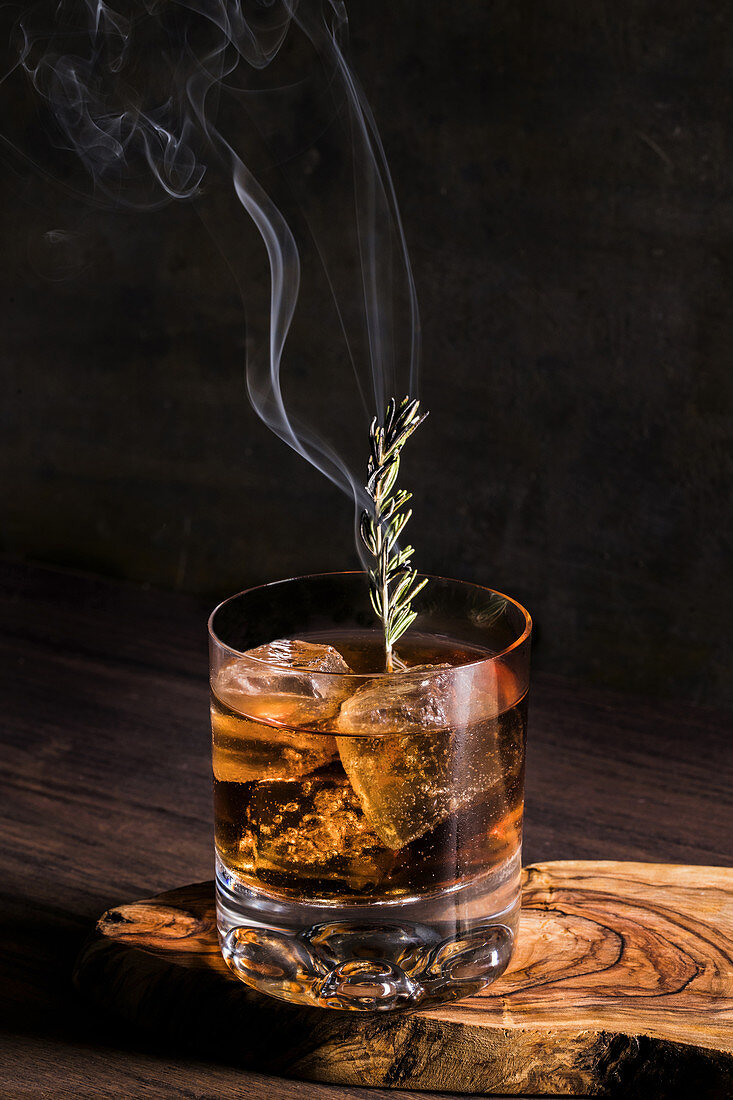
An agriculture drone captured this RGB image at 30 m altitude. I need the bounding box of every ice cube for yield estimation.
[211,639,353,782]
[214,639,353,725]
[336,666,524,849]
[245,638,353,675]
[235,774,395,892]
[211,706,337,783]
[335,664,453,737]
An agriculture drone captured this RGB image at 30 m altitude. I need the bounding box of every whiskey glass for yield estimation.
[209,572,531,1011]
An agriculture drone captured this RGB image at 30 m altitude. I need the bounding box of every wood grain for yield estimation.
[74,861,733,1096]
[2,559,731,1098]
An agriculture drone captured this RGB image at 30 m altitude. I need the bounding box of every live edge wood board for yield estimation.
[73,861,733,1096]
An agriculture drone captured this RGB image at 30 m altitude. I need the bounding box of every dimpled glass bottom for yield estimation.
[216,848,520,1010]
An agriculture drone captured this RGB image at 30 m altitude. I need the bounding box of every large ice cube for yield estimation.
[212,705,337,783]
[336,666,524,848]
[215,639,352,723]
[245,638,352,675]
[235,775,395,891]
[211,639,353,782]
[335,664,453,737]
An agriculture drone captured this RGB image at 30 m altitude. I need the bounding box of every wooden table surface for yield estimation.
[1,558,731,1099]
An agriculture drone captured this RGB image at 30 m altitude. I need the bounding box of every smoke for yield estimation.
[11,0,421,562]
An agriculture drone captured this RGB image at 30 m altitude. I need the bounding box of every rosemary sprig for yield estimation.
[359,396,429,672]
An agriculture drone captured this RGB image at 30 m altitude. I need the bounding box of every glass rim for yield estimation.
[208,571,532,676]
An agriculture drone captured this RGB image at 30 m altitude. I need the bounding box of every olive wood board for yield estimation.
[73,861,733,1096]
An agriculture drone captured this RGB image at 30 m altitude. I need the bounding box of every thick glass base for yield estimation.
[216,849,521,1010]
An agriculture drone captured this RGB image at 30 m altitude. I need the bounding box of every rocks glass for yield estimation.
[209,572,531,1011]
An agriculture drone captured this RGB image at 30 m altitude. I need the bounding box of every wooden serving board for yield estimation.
[73,861,733,1096]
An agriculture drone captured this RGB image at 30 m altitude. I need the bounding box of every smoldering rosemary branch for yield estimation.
[359,396,428,672]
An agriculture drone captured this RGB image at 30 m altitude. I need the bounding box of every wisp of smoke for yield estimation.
[11,0,421,564]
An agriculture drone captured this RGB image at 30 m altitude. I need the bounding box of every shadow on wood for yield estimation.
[73,861,733,1096]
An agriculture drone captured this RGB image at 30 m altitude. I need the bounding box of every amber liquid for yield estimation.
[212,632,526,902]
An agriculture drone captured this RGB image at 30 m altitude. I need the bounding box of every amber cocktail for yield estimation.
[210,573,530,1011]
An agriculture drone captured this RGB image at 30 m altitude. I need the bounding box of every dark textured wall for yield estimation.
[1,2,731,706]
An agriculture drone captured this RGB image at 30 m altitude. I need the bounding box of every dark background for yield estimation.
[1,1,731,706]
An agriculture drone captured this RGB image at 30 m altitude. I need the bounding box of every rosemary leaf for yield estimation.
[359,395,428,672]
